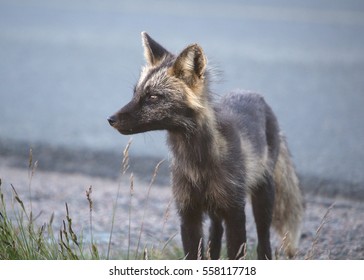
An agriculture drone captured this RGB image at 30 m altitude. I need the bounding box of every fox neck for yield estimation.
[167,101,227,179]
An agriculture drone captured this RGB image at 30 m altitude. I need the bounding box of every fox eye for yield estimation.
[148,94,159,101]
[145,92,162,103]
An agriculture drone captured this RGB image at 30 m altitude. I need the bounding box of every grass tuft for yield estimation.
[0,144,179,260]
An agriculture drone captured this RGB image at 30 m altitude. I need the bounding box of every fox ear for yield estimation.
[170,44,207,88]
[141,32,169,66]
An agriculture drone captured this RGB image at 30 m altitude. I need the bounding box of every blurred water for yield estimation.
[1,0,364,188]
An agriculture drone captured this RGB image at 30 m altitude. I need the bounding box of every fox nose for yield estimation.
[107,116,116,126]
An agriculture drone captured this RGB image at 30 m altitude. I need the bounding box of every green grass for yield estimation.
[0,144,184,260]
[0,180,93,260]
[0,180,184,260]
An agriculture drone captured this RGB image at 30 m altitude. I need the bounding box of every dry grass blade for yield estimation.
[158,196,173,252]
[143,247,148,260]
[122,139,132,175]
[205,241,212,260]
[197,238,203,260]
[86,186,93,242]
[59,220,78,260]
[275,232,289,259]
[107,139,133,259]
[127,173,134,260]
[305,202,335,260]
[10,184,29,221]
[86,186,93,211]
[27,148,38,213]
[135,159,165,259]
[160,232,178,254]
[65,203,78,246]
[236,243,247,260]
[85,185,99,258]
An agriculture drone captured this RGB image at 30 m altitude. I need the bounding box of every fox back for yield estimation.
[108,32,304,260]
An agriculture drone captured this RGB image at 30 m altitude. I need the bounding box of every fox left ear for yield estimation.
[141,32,170,66]
[170,44,207,88]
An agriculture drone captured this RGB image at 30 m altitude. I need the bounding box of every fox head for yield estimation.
[108,32,208,135]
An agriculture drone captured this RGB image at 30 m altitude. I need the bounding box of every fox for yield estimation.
[108,32,304,260]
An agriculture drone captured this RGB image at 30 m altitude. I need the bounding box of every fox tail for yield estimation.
[272,134,304,258]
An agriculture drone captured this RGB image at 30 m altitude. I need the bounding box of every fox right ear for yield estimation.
[141,32,169,66]
[170,44,207,89]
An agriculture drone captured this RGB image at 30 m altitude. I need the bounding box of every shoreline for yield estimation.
[1,138,364,200]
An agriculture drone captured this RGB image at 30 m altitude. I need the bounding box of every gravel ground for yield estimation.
[1,164,363,260]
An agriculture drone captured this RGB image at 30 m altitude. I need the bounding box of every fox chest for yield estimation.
[172,167,245,213]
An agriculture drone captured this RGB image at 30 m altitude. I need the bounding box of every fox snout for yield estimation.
[108,100,151,135]
[107,105,128,134]
[107,111,133,135]
[107,115,117,126]
[107,112,135,135]
[107,98,135,134]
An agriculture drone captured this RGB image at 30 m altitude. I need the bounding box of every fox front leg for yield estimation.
[179,208,204,260]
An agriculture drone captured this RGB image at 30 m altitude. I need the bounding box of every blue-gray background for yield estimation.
[1,0,364,197]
